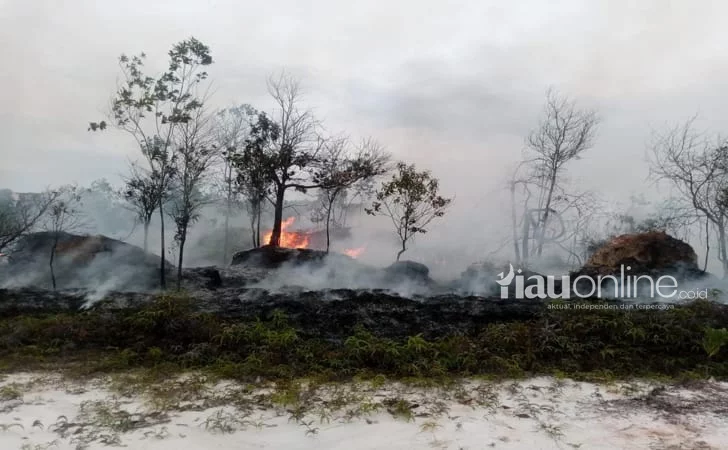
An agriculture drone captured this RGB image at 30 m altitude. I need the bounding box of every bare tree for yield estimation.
[313,137,389,252]
[0,188,62,253]
[230,111,276,249]
[526,89,599,258]
[649,117,728,276]
[168,105,219,289]
[508,159,585,265]
[43,186,85,290]
[215,104,257,258]
[241,73,323,247]
[121,162,160,252]
[549,190,599,268]
[90,37,213,289]
[366,162,451,261]
[508,161,536,264]
[311,181,373,230]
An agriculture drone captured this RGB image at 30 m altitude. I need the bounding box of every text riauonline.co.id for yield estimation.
[496,264,707,300]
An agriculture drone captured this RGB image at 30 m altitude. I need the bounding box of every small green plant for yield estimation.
[420,420,443,447]
[299,419,319,437]
[384,397,415,422]
[419,420,442,433]
[20,441,60,450]
[315,406,332,424]
[343,397,382,422]
[539,422,564,441]
[702,327,728,358]
[142,426,171,440]
[0,384,23,401]
[241,415,268,430]
[147,347,164,365]
[474,382,500,411]
[287,405,308,423]
[270,381,303,408]
[201,409,241,434]
[78,398,136,433]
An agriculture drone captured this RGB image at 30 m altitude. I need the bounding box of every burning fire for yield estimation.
[263,217,311,249]
[343,247,365,258]
[262,217,365,258]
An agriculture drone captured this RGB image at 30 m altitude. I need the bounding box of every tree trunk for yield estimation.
[536,171,558,256]
[704,217,710,272]
[396,229,407,261]
[223,201,231,265]
[521,213,531,264]
[224,169,233,264]
[143,220,150,253]
[396,240,406,262]
[255,205,261,248]
[325,195,336,253]
[509,183,521,265]
[249,209,257,249]
[325,208,332,253]
[49,235,58,290]
[269,187,285,247]
[570,229,581,268]
[159,201,166,289]
[719,223,728,278]
[249,201,262,248]
[176,231,186,291]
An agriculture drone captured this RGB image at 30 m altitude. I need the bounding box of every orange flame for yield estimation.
[343,247,365,258]
[263,217,311,248]
[263,218,365,255]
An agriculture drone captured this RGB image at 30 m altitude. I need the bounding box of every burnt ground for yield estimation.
[0,286,548,340]
[0,257,724,342]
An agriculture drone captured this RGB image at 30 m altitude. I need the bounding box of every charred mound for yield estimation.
[231,245,332,268]
[384,260,431,284]
[1,232,172,290]
[8,231,167,266]
[576,231,705,279]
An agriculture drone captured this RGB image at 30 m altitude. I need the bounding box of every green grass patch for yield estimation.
[0,294,727,382]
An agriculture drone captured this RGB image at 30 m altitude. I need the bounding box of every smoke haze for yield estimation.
[3,0,728,275]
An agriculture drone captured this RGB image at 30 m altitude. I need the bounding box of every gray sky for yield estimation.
[2,0,728,264]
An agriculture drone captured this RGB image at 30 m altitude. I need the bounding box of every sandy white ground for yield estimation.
[1,373,726,450]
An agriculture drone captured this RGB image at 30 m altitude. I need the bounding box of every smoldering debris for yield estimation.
[235,246,440,297]
[0,230,727,309]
